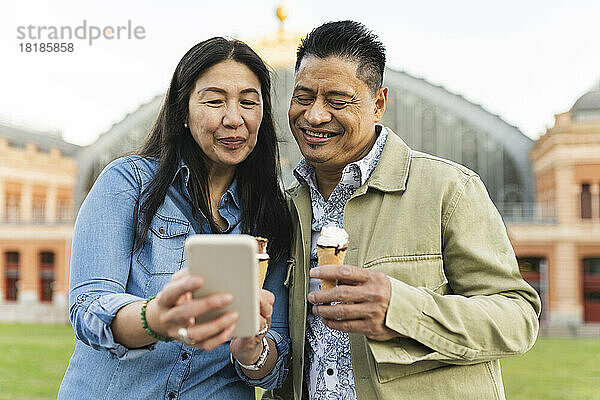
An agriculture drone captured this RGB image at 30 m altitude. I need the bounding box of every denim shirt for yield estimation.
[58,155,290,400]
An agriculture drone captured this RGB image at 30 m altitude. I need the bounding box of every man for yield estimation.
[269,21,540,400]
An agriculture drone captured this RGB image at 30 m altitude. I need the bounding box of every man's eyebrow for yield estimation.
[292,86,354,98]
[293,85,315,94]
[325,90,354,98]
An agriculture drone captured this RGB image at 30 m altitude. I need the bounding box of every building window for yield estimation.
[39,251,55,302]
[56,197,71,222]
[518,257,542,296]
[581,183,592,219]
[5,193,20,222]
[583,257,600,322]
[584,258,600,276]
[5,252,19,301]
[32,195,46,222]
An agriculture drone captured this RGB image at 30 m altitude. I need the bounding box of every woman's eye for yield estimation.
[204,100,224,106]
[241,100,259,107]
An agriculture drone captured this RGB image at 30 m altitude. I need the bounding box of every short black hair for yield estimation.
[295,20,386,94]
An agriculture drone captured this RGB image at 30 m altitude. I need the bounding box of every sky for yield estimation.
[1,0,600,146]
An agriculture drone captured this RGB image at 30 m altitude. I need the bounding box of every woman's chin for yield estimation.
[212,153,251,168]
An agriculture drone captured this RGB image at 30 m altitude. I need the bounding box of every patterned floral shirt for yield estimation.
[293,125,388,400]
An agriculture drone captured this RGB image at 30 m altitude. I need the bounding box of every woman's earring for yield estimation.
[184,122,188,129]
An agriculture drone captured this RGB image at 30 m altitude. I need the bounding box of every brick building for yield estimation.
[510,86,600,329]
[0,123,79,323]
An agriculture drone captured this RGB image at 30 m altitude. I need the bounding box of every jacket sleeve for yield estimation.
[377,175,540,365]
[68,157,153,360]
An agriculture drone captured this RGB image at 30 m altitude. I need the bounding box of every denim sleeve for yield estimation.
[234,256,291,389]
[69,157,152,360]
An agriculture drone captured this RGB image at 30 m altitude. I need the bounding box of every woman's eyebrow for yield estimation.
[197,87,225,94]
[197,87,259,95]
[240,88,260,95]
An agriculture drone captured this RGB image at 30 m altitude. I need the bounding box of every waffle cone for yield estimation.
[255,237,269,288]
[258,258,269,288]
[317,245,347,290]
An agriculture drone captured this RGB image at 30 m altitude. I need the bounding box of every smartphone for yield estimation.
[184,234,259,337]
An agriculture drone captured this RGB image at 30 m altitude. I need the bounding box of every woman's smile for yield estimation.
[217,136,247,149]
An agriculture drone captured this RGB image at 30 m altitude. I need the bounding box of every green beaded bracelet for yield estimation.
[141,296,172,342]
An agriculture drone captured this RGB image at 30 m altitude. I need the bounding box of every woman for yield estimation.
[58,38,292,399]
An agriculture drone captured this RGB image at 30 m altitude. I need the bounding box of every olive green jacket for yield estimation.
[267,128,540,400]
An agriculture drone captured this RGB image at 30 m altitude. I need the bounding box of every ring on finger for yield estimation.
[256,324,269,336]
[177,327,197,345]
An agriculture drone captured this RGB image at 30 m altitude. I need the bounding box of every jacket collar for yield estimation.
[362,126,411,193]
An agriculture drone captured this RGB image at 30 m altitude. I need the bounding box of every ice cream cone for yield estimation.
[257,256,269,288]
[317,245,347,289]
[316,225,349,290]
[255,237,269,288]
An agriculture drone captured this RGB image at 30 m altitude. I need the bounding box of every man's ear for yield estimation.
[374,87,388,123]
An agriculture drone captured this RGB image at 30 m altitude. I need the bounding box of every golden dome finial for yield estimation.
[276,4,289,31]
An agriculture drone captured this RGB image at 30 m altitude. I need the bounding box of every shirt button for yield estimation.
[159,227,165,234]
[224,197,228,203]
[181,352,188,361]
[327,368,334,376]
[168,392,176,399]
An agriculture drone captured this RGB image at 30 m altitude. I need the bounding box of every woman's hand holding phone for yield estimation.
[146,268,239,350]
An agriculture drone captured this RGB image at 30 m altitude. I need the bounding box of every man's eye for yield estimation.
[329,101,348,109]
[294,96,313,105]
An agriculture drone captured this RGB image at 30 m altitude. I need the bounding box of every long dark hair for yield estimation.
[134,37,291,264]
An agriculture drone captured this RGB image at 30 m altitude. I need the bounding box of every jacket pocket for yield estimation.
[363,254,447,292]
[368,337,448,383]
[136,212,189,275]
[363,255,449,384]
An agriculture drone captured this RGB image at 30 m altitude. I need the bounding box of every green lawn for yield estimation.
[1,324,598,399]
[502,338,600,400]
[0,323,74,400]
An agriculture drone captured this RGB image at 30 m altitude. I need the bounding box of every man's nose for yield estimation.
[222,105,244,128]
[305,99,331,126]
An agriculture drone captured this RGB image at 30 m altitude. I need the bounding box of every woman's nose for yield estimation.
[222,105,244,128]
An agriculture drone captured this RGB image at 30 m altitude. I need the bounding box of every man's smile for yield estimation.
[302,129,340,138]
[299,127,343,144]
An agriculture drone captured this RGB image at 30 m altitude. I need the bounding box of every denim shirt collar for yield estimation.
[171,159,242,232]
[173,158,191,187]
[172,158,240,206]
